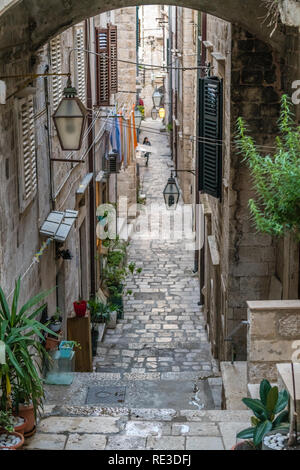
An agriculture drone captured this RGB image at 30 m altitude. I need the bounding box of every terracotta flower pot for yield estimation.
[231,440,256,450]
[17,404,36,437]
[12,415,28,436]
[45,335,60,351]
[0,431,24,450]
[73,300,87,317]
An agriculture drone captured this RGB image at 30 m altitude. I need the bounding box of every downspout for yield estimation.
[85,18,96,297]
[199,12,207,304]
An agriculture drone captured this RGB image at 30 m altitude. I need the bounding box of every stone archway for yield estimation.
[0,0,291,62]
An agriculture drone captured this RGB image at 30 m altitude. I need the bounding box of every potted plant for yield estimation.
[0,412,24,450]
[59,340,80,358]
[48,308,63,333]
[235,379,290,450]
[88,297,111,356]
[0,410,27,436]
[0,278,55,437]
[73,298,87,317]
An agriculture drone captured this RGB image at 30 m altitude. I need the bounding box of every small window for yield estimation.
[16,96,37,212]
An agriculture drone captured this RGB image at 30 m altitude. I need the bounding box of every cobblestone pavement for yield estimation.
[24,405,252,450]
[94,120,217,380]
[94,121,216,373]
[35,121,234,450]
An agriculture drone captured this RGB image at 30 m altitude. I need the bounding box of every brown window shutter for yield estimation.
[108,24,118,94]
[95,27,110,106]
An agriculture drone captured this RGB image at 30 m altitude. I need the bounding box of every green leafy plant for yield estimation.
[166,123,173,132]
[88,297,111,325]
[236,94,300,239]
[60,341,81,350]
[107,250,126,268]
[0,278,54,415]
[236,379,290,448]
[0,410,14,432]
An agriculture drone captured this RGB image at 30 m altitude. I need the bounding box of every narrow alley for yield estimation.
[94,119,220,408]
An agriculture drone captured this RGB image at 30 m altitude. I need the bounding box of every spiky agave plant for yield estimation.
[0,278,55,416]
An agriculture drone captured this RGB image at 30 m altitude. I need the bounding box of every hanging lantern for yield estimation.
[163,174,180,210]
[159,107,166,119]
[134,107,143,128]
[52,77,87,151]
[151,107,158,120]
[152,88,162,108]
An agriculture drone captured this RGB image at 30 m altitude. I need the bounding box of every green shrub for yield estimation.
[236,94,300,239]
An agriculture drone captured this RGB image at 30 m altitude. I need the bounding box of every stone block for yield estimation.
[24,433,67,450]
[65,434,106,450]
[278,313,300,338]
[218,422,250,450]
[172,422,220,436]
[248,361,278,383]
[107,311,118,329]
[220,361,248,410]
[146,436,185,450]
[37,416,120,434]
[186,436,224,450]
[249,311,277,338]
[248,339,294,362]
[106,436,146,450]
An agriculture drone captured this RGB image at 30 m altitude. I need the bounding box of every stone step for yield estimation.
[26,405,252,450]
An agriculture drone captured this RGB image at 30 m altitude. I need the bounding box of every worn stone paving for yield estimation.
[35,121,234,450]
[24,405,252,450]
[94,120,217,381]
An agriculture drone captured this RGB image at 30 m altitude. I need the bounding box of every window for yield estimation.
[16,96,37,212]
[95,24,118,106]
[50,36,63,110]
[198,76,223,199]
[74,25,86,105]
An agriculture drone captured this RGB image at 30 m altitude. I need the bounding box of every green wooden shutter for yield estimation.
[198,76,223,199]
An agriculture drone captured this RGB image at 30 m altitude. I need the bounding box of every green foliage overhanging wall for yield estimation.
[236,95,300,239]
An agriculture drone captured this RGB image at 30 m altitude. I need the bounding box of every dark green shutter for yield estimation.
[198,76,223,199]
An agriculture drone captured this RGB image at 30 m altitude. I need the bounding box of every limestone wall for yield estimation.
[247,300,300,383]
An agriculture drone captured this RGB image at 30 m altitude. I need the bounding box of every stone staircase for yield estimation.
[24,404,252,450]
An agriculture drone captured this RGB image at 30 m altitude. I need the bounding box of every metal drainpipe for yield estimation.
[43,62,55,211]
[85,18,96,297]
[198,12,207,305]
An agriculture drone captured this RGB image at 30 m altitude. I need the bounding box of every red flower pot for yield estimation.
[73,301,87,317]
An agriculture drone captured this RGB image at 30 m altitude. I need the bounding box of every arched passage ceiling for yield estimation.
[0,0,289,62]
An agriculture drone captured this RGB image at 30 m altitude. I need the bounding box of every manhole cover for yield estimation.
[85,386,126,405]
[134,292,165,300]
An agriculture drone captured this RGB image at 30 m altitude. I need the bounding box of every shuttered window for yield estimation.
[198,76,223,199]
[95,24,118,106]
[50,36,63,110]
[75,26,86,104]
[109,25,118,94]
[17,96,37,212]
[96,28,110,106]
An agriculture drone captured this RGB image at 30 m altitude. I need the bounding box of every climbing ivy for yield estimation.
[236,94,300,239]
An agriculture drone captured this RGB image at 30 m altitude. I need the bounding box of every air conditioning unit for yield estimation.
[108,151,120,174]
